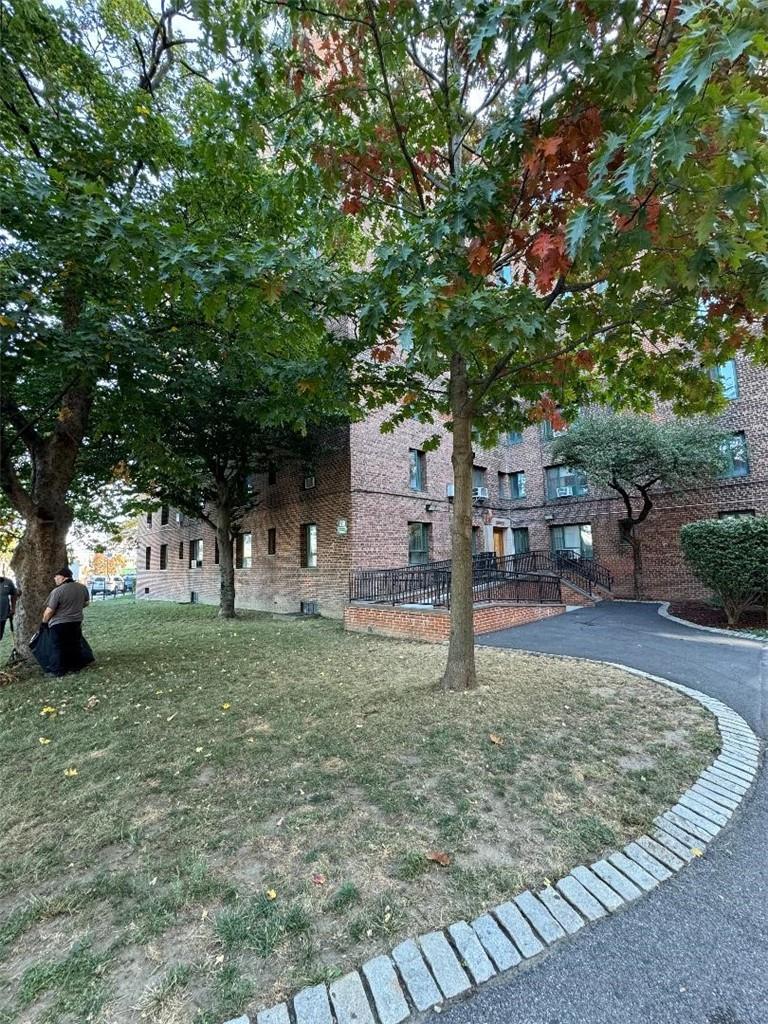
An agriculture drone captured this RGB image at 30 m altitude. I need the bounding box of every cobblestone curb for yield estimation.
[658,602,768,643]
[223,658,761,1024]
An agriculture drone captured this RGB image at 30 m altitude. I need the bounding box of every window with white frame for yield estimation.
[236,532,252,569]
[545,465,588,499]
[709,360,739,400]
[189,538,204,568]
[300,524,317,567]
[409,449,426,491]
[719,432,749,478]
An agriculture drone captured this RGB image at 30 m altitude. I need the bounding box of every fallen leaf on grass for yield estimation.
[311,873,327,886]
[38,737,51,745]
[83,695,99,711]
[221,703,231,710]
[489,733,504,746]
[266,889,277,901]
[63,767,78,777]
[40,706,57,717]
[426,851,451,867]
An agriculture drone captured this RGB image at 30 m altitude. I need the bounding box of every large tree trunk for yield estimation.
[217,514,236,619]
[441,353,477,692]
[10,512,72,657]
[1,381,93,667]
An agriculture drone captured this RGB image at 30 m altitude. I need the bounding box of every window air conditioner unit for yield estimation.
[556,486,574,497]
[472,486,489,501]
[446,483,455,499]
[303,475,316,490]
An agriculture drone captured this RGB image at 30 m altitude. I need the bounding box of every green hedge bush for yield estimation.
[680,516,768,626]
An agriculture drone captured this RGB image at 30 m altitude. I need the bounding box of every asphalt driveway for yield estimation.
[426,602,768,1024]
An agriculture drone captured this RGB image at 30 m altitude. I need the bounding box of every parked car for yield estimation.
[123,574,136,593]
[111,576,125,594]
[90,575,113,597]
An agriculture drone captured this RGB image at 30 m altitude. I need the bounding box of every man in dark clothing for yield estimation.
[0,575,19,641]
[42,567,92,676]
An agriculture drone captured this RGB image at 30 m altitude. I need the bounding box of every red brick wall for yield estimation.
[136,427,353,617]
[343,602,565,642]
[348,352,768,601]
[139,353,768,611]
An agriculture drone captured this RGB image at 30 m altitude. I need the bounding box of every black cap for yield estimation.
[55,567,73,579]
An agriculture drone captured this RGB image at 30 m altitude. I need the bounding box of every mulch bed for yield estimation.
[669,601,767,631]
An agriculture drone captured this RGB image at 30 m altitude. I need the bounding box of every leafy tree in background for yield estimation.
[121,329,356,618]
[239,0,768,689]
[552,414,728,598]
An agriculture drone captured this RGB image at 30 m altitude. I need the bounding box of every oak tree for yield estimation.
[245,0,768,689]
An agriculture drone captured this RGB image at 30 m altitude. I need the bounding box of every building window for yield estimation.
[472,466,487,489]
[300,523,318,568]
[267,527,276,555]
[176,510,183,524]
[146,512,152,526]
[550,523,593,559]
[189,539,204,568]
[545,465,588,499]
[214,539,220,565]
[178,542,184,560]
[710,360,739,400]
[720,432,749,478]
[145,546,151,570]
[268,463,277,486]
[718,509,755,518]
[160,505,169,525]
[236,532,252,569]
[159,544,168,570]
[510,471,526,499]
[512,527,530,554]
[541,420,568,442]
[190,591,199,604]
[498,471,524,499]
[408,522,431,565]
[409,449,426,491]
[505,430,523,445]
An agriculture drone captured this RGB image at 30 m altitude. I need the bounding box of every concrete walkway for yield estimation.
[426,602,768,1024]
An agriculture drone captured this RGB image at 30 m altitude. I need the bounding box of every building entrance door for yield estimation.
[493,527,506,558]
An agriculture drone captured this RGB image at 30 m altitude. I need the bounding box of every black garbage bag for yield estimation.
[29,623,95,675]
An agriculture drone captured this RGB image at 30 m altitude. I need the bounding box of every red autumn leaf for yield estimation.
[575,350,596,369]
[311,873,327,886]
[538,136,562,159]
[426,851,451,867]
[371,343,396,363]
[341,195,363,216]
[467,238,494,277]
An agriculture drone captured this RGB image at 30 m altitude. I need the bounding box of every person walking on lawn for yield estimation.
[0,574,19,641]
[42,567,93,676]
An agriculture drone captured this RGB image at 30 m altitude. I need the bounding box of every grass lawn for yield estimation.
[0,601,718,1024]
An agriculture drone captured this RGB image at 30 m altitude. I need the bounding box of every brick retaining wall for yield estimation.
[343,602,565,642]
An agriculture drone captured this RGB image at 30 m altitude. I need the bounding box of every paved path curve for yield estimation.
[427,602,768,1024]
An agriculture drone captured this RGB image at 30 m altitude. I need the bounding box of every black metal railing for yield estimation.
[495,550,613,594]
[350,565,452,606]
[471,571,562,605]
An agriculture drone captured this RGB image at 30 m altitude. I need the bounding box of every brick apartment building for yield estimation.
[137,351,767,613]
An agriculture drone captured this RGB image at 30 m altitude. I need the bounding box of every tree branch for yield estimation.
[365,0,427,212]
